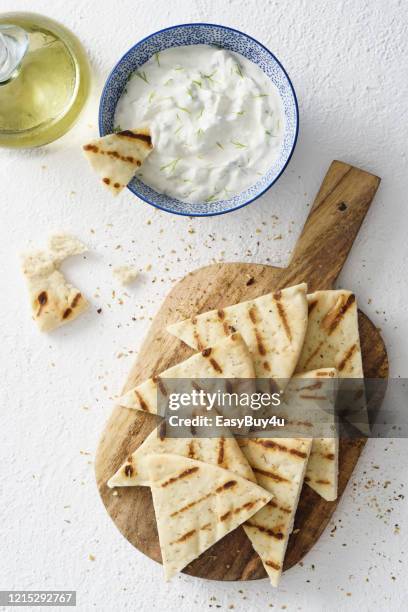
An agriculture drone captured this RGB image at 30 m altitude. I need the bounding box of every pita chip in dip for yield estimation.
[82,128,153,195]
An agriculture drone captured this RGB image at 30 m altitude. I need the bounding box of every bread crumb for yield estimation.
[113,265,139,286]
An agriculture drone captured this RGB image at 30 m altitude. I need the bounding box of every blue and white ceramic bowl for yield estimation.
[99,23,299,216]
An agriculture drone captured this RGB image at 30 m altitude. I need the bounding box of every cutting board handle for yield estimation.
[278,160,381,291]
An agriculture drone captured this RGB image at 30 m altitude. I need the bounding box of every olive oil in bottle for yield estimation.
[0,13,90,148]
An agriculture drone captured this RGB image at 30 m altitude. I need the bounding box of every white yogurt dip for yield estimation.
[115,45,284,204]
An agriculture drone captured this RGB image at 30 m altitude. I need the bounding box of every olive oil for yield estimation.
[0,13,90,148]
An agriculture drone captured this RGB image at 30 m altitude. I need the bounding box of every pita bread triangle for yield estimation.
[282,369,339,501]
[145,453,272,580]
[167,283,308,381]
[108,417,256,488]
[239,437,312,586]
[118,332,255,414]
[296,290,363,377]
[296,290,368,433]
[82,128,153,195]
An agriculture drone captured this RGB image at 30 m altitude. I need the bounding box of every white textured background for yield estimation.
[1,1,407,610]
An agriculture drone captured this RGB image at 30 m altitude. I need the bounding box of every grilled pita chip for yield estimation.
[239,437,312,586]
[282,369,339,501]
[296,290,368,433]
[82,128,153,195]
[118,332,255,414]
[21,234,88,332]
[167,283,308,382]
[108,416,256,488]
[145,453,272,580]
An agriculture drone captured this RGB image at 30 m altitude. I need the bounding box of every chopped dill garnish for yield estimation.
[231,140,247,149]
[187,87,193,98]
[148,91,156,103]
[235,110,245,116]
[174,65,184,71]
[135,71,149,83]
[160,158,180,173]
[174,126,182,135]
[252,93,268,98]
[205,192,220,203]
[177,105,191,114]
[216,141,224,150]
[200,70,217,84]
[192,79,202,87]
[196,128,204,137]
[113,125,122,133]
[155,52,161,67]
[197,107,204,119]
[235,63,244,78]
[164,78,173,86]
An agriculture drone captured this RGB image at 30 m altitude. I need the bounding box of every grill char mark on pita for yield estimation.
[133,390,149,412]
[62,293,84,320]
[265,560,281,571]
[187,440,196,458]
[217,438,225,466]
[216,309,233,336]
[170,491,214,517]
[220,500,257,522]
[301,340,325,369]
[36,291,48,316]
[338,343,358,371]
[152,376,168,396]
[117,130,153,147]
[255,330,267,356]
[161,466,199,488]
[273,291,292,342]
[253,467,290,483]
[171,529,196,544]
[83,143,143,167]
[249,439,308,459]
[267,500,291,514]
[321,293,355,334]
[246,521,284,540]
[201,347,223,373]
[215,480,237,493]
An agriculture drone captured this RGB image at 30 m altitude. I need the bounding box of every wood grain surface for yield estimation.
[95,161,388,581]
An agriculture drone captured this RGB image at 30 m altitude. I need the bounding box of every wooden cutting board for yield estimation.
[95,160,388,580]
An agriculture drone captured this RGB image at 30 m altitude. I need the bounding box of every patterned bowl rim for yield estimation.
[99,22,299,217]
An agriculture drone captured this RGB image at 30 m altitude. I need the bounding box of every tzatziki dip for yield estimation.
[114,44,284,204]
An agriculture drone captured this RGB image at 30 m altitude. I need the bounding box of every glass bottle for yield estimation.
[0,12,90,148]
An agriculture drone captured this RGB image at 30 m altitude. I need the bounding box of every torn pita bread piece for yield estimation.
[21,234,88,332]
[108,416,256,488]
[282,369,339,501]
[145,453,272,580]
[82,128,153,195]
[167,283,308,382]
[118,332,255,414]
[48,233,88,263]
[239,437,312,586]
[296,290,368,433]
